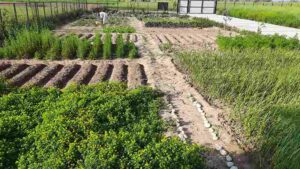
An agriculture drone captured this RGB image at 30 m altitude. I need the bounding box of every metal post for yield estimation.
[187,0,191,14]
[43,2,46,17]
[214,0,218,14]
[201,0,204,13]
[50,2,53,17]
[13,3,18,23]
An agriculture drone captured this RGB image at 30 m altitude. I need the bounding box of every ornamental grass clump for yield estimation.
[88,33,102,59]
[116,34,125,58]
[103,33,112,59]
[61,35,79,59]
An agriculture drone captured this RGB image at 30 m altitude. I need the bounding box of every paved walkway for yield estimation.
[189,14,300,39]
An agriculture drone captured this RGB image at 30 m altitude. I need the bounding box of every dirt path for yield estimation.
[131,18,253,169]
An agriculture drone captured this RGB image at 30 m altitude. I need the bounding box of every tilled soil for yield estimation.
[0,60,148,89]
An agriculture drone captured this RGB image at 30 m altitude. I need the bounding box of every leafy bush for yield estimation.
[144,17,221,28]
[176,49,300,169]
[102,26,136,33]
[0,83,206,168]
[61,35,79,59]
[217,33,300,50]
[116,34,125,58]
[77,39,91,59]
[103,33,112,59]
[88,33,103,59]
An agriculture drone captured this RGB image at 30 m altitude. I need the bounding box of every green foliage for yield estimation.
[176,49,300,169]
[0,83,206,168]
[217,4,300,28]
[217,33,300,50]
[102,26,136,33]
[88,33,103,59]
[61,35,79,59]
[46,39,62,60]
[1,29,54,59]
[116,34,125,58]
[144,17,221,28]
[103,33,112,59]
[77,39,91,59]
[127,42,138,59]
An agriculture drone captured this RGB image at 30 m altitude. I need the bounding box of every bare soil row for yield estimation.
[0,61,147,89]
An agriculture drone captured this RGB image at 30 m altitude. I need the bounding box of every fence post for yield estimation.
[25,2,30,24]
[13,3,18,23]
[50,2,53,17]
[43,2,46,17]
[0,9,3,27]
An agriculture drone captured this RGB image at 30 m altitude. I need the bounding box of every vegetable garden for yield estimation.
[1,1,300,169]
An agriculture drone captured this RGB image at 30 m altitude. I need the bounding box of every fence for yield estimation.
[218,1,300,7]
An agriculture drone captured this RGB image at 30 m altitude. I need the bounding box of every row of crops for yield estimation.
[0,82,206,168]
[0,29,138,60]
[175,33,300,169]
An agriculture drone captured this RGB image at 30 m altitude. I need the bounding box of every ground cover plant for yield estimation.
[175,48,300,169]
[0,29,138,60]
[102,26,136,33]
[0,82,206,168]
[144,17,221,28]
[217,33,300,50]
[217,3,300,28]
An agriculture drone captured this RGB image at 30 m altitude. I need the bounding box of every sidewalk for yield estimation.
[189,14,300,39]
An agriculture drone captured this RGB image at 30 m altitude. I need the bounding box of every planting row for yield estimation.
[0,61,147,88]
[0,29,138,60]
[0,82,206,168]
[148,33,215,45]
[143,17,221,28]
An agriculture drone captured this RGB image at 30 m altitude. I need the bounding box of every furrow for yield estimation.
[44,64,81,88]
[127,63,148,88]
[0,64,28,79]
[23,64,64,87]
[9,64,46,87]
[0,63,11,72]
[67,64,97,86]
[110,63,128,83]
[89,63,112,84]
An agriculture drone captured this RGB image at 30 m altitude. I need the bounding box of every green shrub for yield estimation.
[116,34,125,58]
[0,83,206,168]
[46,39,62,60]
[88,33,102,59]
[103,33,112,59]
[77,39,91,59]
[61,35,79,59]
[217,33,300,50]
[176,49,300,169]
[102,26,136,33]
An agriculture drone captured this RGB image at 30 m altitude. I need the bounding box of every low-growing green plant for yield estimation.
[102,26,136,33]
[88,33,103,59]
[144,17,221,28]
[217,33,300,50]
[61,35,79,59]
[116,34,125,58]
[103,33,112,59]
[0,83,206,168]
[176,49,300,169]
[77,39,91,59]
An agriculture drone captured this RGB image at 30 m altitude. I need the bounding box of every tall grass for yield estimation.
[46,39,62,60]
[116,34,125,58]
[176,49,300,169]
[217,4,300,28]
[77,39,91,59]
[61,35,79,59]
[103,33,112,59]
[88,33,102,59]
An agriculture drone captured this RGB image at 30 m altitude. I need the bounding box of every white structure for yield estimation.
[178,0,217,14]
[99,12,108,24]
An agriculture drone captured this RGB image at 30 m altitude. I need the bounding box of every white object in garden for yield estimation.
[99,12,108,24]
[226,155,233,162]
[226,162,234,167]
[220,149,228,156]
[230,166,238,169]
[204,122,211,128]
